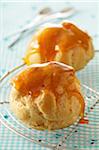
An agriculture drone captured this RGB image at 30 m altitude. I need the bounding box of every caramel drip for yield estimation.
[69,91,85,117]
[38,28,61,62]
[37,23,90,62]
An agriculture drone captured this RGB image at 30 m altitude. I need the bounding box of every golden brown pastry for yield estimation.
[24,22,94,71]
[10,61,85,130]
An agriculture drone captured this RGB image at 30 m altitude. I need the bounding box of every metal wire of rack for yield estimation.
[0,64,99,150]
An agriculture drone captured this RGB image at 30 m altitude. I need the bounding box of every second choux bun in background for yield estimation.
[24,22,94,71]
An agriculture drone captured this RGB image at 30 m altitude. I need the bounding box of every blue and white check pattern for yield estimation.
[0,0,99,150]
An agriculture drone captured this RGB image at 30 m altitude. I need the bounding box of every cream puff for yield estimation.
[24,22,94,71]
[10,61,85,130]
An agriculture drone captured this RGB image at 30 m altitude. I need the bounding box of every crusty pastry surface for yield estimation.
[24,22,94,71]
[10,62,85,130]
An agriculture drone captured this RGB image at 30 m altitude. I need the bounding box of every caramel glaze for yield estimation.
[37,22,90,62]
[11,62,85,116]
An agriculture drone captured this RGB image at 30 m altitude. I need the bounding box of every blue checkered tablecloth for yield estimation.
[0,0,99,150]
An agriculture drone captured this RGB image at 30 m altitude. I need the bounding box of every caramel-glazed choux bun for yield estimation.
[24,22,94,71]
[10,61,85,130]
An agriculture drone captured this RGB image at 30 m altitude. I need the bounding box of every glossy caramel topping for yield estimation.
[11,62,74,97]
[37,22,90,62]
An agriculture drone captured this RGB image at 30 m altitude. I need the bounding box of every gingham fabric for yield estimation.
[0,1,99,150]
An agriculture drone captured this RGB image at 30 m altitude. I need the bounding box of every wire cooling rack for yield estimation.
[0,64,99,150]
